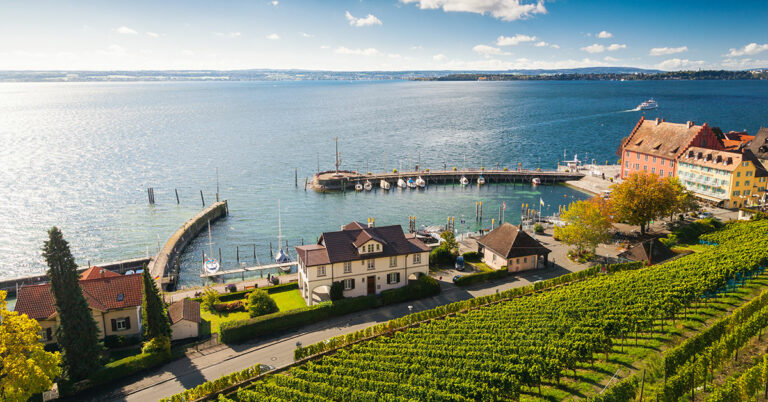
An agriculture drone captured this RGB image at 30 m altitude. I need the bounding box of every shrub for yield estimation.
[533,223,544,234]
[461,251,481,262]
[430,246,456,267]
[103,335,141,349]
[672,218,723,244]
[330,281,344,301]
[141,335,171,355]
[247,289,278,318]
[454,268,509,287]
[659,233,678,248]
[270,276,280,285]
[201,287,220,312]
[214,300,245,313]
[226,283,237,293]
[84,351,171,392]
[380,275,441,305]
[190,282,299,303]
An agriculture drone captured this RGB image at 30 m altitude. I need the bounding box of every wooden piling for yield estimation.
[253,244,257,260]
[236,246,240,263]
[218,248,222,265]
[175,188,180,204]
[200,190,205,207]
[295,168,298,187]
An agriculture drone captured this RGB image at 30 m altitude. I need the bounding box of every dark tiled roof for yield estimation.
[618,238,676,265]
[679,147,742,171]
[342,222,367,230]
[15,274,143,320]
[477,223,550,259]
[622,118,715,160]
[745,127,768,160]
[168,298,201,324]
[295,224,429,267]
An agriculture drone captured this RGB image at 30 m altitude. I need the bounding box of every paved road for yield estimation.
[85,263,589,402]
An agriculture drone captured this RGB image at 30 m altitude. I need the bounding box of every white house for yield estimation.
[295,221,430,305]
[476,223,551,272]
[168,298,201,341]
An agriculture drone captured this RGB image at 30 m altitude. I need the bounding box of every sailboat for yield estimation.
[380,179,391,190]
[275,201,292,272]
[203,220,220,275]
[407,177,417,189]
[364,180,373,191]
[459,176,469,186]
[415,176,426,188]
[477,175,486,185]
[354,181,363,191]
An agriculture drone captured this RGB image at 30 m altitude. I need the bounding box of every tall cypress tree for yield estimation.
[43,227,102,380]
[141,268,171,341]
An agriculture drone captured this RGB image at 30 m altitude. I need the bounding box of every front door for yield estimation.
[367,275,376,295]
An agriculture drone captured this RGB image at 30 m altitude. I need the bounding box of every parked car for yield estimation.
[699,211,712,218]
[455,256,465,271]
[452,275,463,284]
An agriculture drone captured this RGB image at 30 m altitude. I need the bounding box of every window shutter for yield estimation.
[351,279,355,289]
[46,327,52,340]
[111,319,117,332]
[125,316,131,330]
[397,273,401,283]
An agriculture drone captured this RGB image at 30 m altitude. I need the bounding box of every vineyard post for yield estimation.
[639,369,645,401]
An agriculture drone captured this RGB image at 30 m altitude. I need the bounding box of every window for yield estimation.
[343,261,351,273]
[367,244,374,253]
[643,165,648,171]
[735,181,740,187]
[625,151,630,157]
[38,328,52,342]
[636,153,640,160]
[644,155,648,161]
[389,256,397,267]
[744,190,751,195]
[747,171,753,177]
[737,172,741,177]
[343,278,355,290]
[661,160,665,166]
[660,169,664,176]
[413,253,421,264]
[652,156,656,163]
[733,190,740,196]
[116,293,124,302]
[745,180,750,186]
[743,162,749,167]
[651,168,655,174]
[669,171,673,177]
[492,254,497,263]
[377,244,380,251]
[523,257,527,263]
[625,161,629,168]
[317,265,326,277]
[367,259,375,270]
[387,273,401,285]
[115,317,129,331]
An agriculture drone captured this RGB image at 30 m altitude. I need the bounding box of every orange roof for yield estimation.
[80,266,121,280]
[622,117,714,160]
[15,274,143,320]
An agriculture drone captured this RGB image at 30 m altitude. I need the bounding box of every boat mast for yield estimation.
[334,137,341,175]
[207,220,214,259]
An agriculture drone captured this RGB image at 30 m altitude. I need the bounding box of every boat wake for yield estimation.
[507,108,639,131]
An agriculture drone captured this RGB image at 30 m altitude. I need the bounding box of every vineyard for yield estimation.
[212,219,768,401]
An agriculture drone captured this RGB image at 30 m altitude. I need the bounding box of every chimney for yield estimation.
[655,118,660,125]
[727,157,733,165]
[367,217,374,228]
[100,268,105,277]
[687,121,694,128]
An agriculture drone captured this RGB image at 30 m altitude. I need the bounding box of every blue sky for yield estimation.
[1,0,766,71]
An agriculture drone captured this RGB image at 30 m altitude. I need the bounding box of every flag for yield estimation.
[503,201,506,211]
[540,197,545,207]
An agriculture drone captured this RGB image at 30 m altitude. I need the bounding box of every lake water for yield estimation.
[1,80,766,287]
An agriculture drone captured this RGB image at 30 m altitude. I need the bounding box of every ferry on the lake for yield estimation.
[637,99,658,110]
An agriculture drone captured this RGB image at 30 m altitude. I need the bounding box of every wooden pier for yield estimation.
[311,169,584,192]
[200,261,298,279]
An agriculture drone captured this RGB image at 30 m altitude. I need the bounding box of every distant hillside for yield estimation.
[0,68,765,82]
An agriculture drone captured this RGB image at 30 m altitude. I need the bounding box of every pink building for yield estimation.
[619,117,724,179]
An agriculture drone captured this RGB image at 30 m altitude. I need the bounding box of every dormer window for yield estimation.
[117,293,124,302]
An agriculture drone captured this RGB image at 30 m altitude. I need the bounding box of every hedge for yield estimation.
[190,282,299,303]
[159,363,262,402]
[454,268,509,286]
[221,277,442,344]
[461,251,481,262]
[59,350,173,396]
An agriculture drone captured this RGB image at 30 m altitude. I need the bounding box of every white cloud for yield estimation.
[473,44,511,57]
[116,26,138,35]
[581,43,625,53]
[597,30,612,39]
[603,56,619,62]
[656,58,706,70]
[146,32,159,38]
[320,45,331,49]
[270,1,279,5]
[433,56,612,70]
[345,11,382,27]
[300,32,314,38]
[649,46,687,56]
[410,45,424,50]
[215,32,242,38]
[433,53,447,61]
[266,33,280,40]
[496,34,536,46]
[726,43,768,57]
[335,46,380,56]
[721,57,768,69]
[533,41,558,48]
[388,53,403,59]
[401,0,546,22]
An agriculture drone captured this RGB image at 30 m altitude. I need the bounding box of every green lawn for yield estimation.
[199,289,307,334]
[271,289,306,311]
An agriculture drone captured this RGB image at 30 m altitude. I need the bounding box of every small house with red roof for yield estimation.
[14,267,144,344]
[168,298,201,340]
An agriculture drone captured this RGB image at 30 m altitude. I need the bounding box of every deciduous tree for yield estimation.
[141,269,171,343]
[0,290,62,401]
[247,289,278,318]
[42,227,102,380]
[554,199,612,256]
[609,172,678,235]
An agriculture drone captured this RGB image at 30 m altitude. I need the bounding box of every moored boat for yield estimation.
[532,177,541,185]
[397,178,407,188]
[459,176,469,186]
[477,175,486,185]
[354,182,363,191]
[415,176,426,188]
[407,178,417,189]
[364,180,373,191]
[380,179,391,190]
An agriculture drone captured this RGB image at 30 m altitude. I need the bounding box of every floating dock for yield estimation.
[311,169,584,192]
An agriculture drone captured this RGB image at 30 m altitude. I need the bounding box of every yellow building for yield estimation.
[676,147,767,209]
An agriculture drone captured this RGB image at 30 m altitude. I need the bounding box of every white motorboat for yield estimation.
[459,176,469,186]
[637,99,658,110]
[380,179,391,190]
[397,178,407,188]
[407,178,417,189]
[354,182,363,191]
[363,180,373,191]
[532,177,541,185]
[415,176,426,188]
[477,175,486,185]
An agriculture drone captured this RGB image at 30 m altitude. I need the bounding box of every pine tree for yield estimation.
[141,268,171,342]
[42,227,102,381]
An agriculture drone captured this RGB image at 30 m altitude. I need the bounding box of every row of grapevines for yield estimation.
[707,354,768,401]
[221,220,768,401]
[158,363,261,402]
